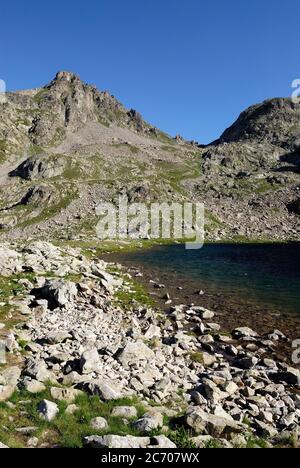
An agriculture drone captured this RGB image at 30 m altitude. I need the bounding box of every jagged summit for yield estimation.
[53,70,81,82]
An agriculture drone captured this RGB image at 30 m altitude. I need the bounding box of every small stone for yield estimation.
[133,411,163,433]
[50,387,83,403]
[23,380,46,394]
[90,417,108,430]
[111,406,138,419]
[27,437,39,448]
[38,400,59,422]
[233,356,258,370]
[232,327,258,339]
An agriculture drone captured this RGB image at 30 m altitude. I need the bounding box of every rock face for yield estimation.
[10,155,66,180]
[219,98,300,151]
[288,198,300,216]
[20,185,55,206]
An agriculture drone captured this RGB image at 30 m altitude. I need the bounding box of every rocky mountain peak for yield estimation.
[219,98,300,151]
[53,70,80,83]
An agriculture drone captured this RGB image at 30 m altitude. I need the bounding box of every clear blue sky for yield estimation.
[1,0,299,143]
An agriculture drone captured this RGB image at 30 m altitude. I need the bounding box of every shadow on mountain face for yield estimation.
[275,151,300,174]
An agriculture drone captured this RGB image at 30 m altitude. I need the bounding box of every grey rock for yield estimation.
[186,407,244,437]
[84,435,150,449]
[232,327,258,339]
[148,436,177,448]
[45,329,72,344]
[23,379,46,394]
[38,400,59,422]
[50,387,83,403]
[118,340,155,366]
[85,380,123,401]
[90,417,108,430]
[111,406,138,419]
[133,411,163,433]
[80,348,100,374]
[32,279,78,310]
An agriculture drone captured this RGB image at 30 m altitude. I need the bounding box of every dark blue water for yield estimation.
[113,243,300,317]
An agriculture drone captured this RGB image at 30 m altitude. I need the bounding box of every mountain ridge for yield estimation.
[0,71,299,242]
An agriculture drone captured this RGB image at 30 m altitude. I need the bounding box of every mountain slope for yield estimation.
[0,72,299,242]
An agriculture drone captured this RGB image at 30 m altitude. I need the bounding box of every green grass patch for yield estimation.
[0,386,147,448]
[189,352,204,364]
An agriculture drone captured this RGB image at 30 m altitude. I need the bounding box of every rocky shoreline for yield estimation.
[0,241,299,448]
[104,249,300,365]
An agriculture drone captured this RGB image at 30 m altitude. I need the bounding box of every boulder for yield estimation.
[117,340,155,366]
[85,380,123,401]
[233,356,258,370]
[194,307,215,320]
[79,348,100,374]
[32,279,78,310]
[9,155,66,181]
[84,435,150,449]
[45,330,72,345]
[185,407,244,437]
[23,359,53,382]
